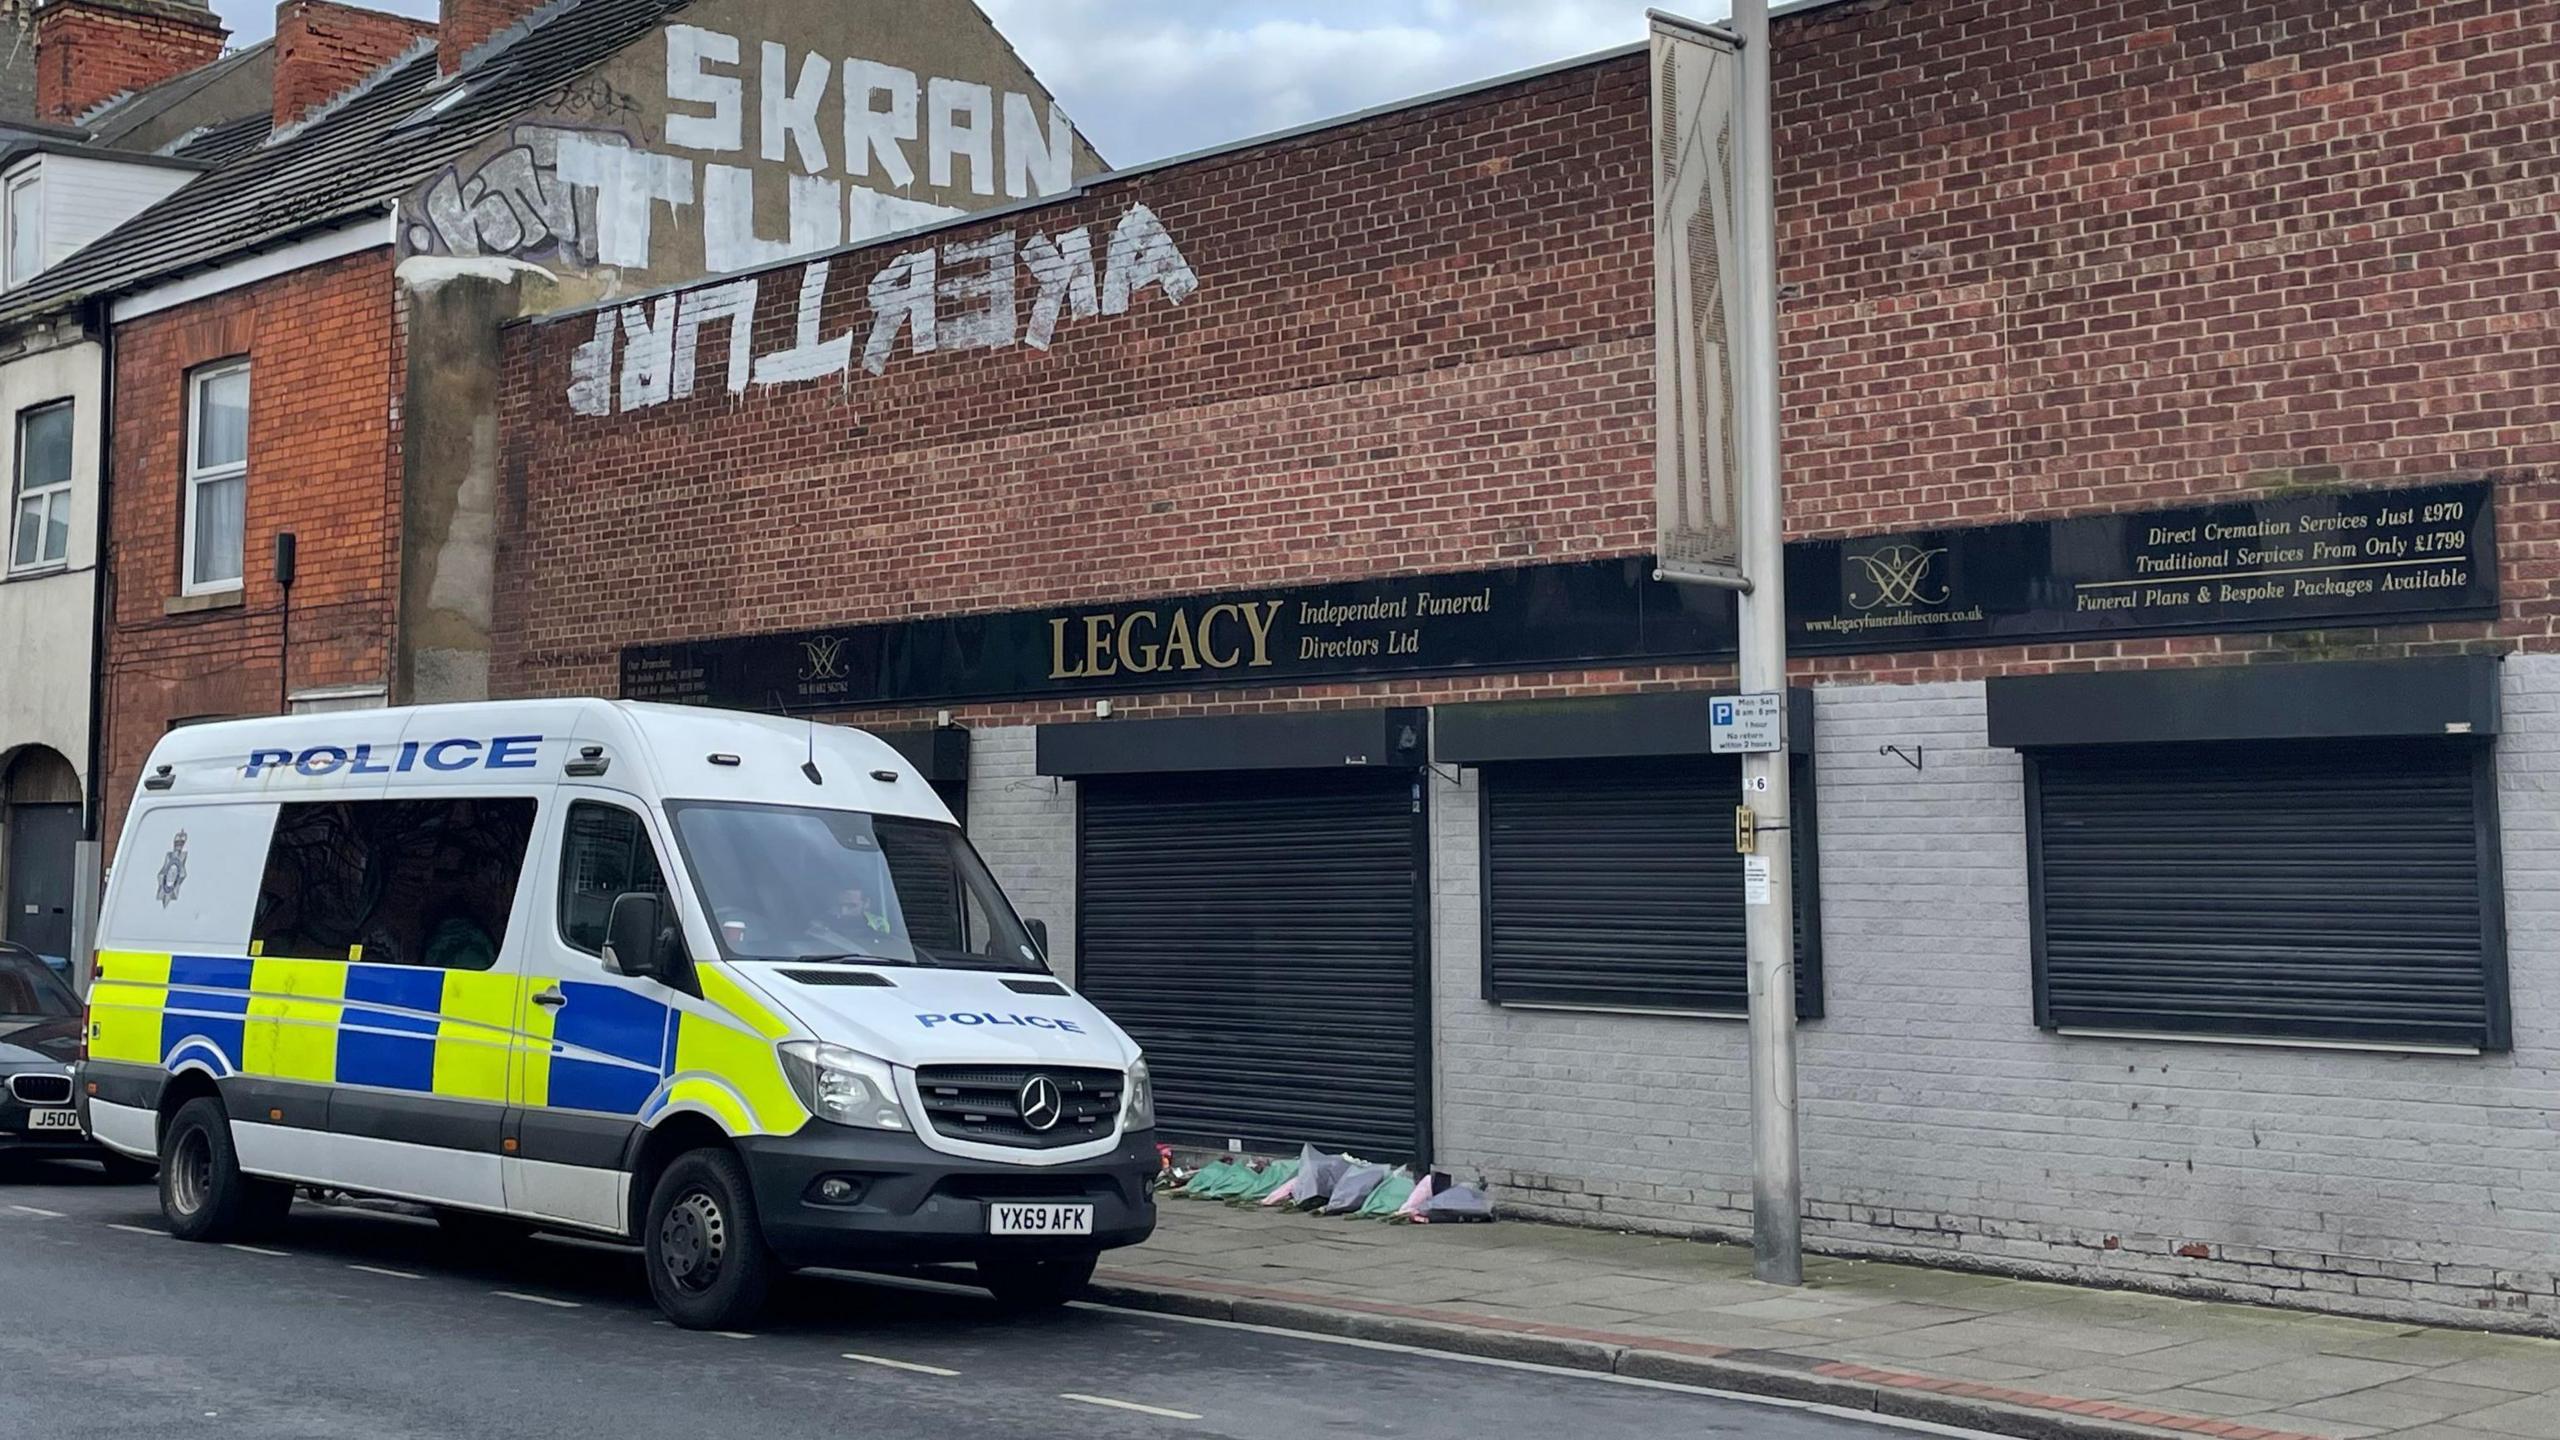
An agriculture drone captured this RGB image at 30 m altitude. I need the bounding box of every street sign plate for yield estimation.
[1709,692,1783,753]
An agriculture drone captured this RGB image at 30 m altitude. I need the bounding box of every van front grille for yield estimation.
[913,1065,1120,1150]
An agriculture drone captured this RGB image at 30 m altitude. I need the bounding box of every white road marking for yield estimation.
[9,1204,64,1218]
[106,1223,164,1236]
[1071,1303,2018,1440]
[225,1243,288,1257]
[493,1290,581,1309]
[842,1352,959,1377]
[347,1263,422,1280]
[714,1331,755,1341]
[1061,1394,1202,1421]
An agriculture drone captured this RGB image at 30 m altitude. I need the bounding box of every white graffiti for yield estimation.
[565,203,1197,418]
[412,23,1072,273]
[412,123,620,261]
[664,24,1072,198]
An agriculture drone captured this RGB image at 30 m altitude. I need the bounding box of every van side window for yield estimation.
[250,798,537,971]
[560,802,669,956]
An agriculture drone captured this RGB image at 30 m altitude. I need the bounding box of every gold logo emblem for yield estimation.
[798,635,851,683]
[1845,544,1951,611]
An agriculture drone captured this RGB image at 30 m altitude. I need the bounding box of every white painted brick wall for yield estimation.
[1433,660,2560,1332]
[965,726,1078,983]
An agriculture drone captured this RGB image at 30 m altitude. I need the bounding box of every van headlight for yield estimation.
[778,1042,910,1131]
[1121,1058,1155,1131]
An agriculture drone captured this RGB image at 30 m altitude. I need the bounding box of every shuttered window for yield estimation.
[2027,740,2507,1051]
[1480,756,1822,1016]
[1077,770,1427,1160]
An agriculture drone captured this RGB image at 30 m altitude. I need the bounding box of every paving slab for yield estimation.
[2187,1355,2428,1407]
[2288,1379,2537,1432]
[2438,1396,2560,1438]
[2246,1411,2388,1440]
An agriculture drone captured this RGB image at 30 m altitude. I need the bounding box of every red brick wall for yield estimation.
[101,250,399,851]
[34,0,225,124]
[436,0,543,73]
[272,0,434,131]
[492,0,2559,726]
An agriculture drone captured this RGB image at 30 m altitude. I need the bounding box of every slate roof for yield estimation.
[81,39,273,153]
[0,0,697,324]
[162,110,272,165]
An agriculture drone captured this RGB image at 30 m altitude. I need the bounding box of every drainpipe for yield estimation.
[72,298,114,992]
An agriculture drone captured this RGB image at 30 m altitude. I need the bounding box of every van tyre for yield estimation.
[978,1251,1098,1310]
[159,1098,291,1242]
[644,1148,773,1330]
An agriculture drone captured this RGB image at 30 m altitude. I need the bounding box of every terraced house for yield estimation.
[0,0,276,975]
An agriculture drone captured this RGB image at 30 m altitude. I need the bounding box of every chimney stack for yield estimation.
[34,0,227,125]
[437,0,547,76]
[272,0,434,133]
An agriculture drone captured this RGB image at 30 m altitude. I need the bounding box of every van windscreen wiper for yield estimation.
[787,951,928,967]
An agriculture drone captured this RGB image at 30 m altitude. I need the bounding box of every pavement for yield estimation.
[1097,1194,2560,1440]
[0,1154,1971,1440]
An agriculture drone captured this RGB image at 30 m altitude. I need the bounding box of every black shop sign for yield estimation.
[622,480,2496,711]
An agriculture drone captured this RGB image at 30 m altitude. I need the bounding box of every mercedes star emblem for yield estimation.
[1017,1075,1064,1132]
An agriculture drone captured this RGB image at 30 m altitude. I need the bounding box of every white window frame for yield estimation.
[9,398,73,574]
[4,168,40,289]
[181,358,249,596]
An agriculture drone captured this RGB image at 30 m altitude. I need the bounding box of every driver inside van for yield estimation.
[828,881,892,942]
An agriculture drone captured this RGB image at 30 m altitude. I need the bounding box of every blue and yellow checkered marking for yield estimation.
[88,951,810,1138]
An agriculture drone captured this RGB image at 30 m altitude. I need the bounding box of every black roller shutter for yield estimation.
[2029,739,2506,1051]
[1076,770,1426,1160]
[1481,756,1821,1016]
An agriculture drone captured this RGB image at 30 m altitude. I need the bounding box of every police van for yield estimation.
[80,701,1157,1327]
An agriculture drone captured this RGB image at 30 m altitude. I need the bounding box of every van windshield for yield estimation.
[665,802,1048,973]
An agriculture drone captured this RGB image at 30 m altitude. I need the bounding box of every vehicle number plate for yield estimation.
[27,1109,79,1132]
[988,1203,1092,1236]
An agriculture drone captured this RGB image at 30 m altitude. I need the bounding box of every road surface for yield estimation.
[2,1154,1983,1439]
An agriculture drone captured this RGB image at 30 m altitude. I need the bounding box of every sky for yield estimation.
[206,0,1710,166]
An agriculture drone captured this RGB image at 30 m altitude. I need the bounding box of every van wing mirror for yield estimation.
[604,892,688,988]
[1025,917,1050,958]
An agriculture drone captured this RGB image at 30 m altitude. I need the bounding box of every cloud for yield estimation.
[210,0,1700,164]
[213,0,438,46]
[976,0,1686,165]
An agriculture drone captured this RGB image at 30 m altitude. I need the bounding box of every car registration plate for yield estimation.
[26,1109,79,1132]
[988,1203,1092,1236]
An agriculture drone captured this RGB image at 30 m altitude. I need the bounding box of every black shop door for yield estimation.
[1076,770,1427,1162]
[5,804,79,962]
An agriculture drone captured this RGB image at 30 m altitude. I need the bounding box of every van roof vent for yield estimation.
[1001,978,1068,996]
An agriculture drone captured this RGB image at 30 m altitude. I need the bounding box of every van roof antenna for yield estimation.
[801,715,824,786]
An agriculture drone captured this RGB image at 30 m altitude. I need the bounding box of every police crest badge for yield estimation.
[156,831,189,907]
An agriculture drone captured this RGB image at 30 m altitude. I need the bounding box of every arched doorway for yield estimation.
[2,745,81,964]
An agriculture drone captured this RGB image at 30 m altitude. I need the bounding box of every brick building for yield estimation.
[0,0,1099,870]
[491,0,2560,1328]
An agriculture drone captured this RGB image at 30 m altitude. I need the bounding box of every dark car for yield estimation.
[0,944,151,1179]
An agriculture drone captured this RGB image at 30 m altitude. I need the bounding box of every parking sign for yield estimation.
[1709,692,1782,753]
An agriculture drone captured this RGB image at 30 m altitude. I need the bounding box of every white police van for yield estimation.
[81,700,1157,1327]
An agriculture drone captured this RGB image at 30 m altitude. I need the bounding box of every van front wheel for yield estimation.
[159,1098,290,1242]
[643,1148,774,1330]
